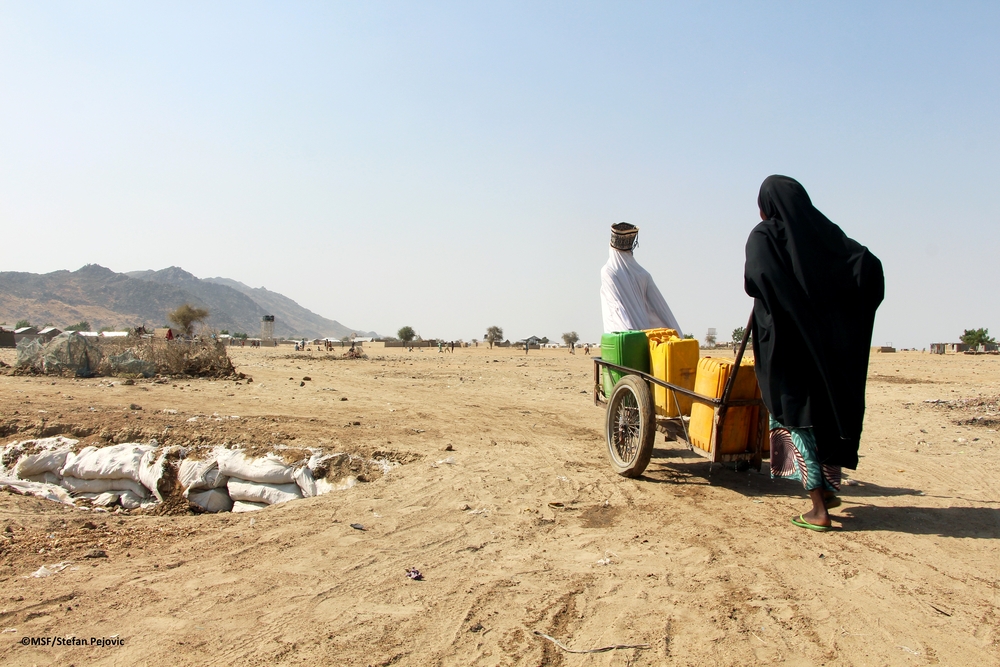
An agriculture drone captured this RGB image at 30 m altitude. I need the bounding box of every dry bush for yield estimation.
[98,336,237,378]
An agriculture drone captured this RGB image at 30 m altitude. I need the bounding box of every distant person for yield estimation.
[745,175,883,532]
[583,344,590,355]
[438,341,443,353]
[450,341,455,353]
[600,222,683,334]
[570,342,575,354]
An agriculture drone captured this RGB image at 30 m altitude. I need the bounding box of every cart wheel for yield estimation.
[604,375,655,477]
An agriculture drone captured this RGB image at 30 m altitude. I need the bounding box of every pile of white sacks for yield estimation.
[0,437,367,513]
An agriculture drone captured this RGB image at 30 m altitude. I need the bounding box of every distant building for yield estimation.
[0,327,14,348]
[37,326,62,342]
[930,343,946,355]
[14,326,39,343]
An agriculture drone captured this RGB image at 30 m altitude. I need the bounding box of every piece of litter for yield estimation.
[249,518,256,528]
[28,562,72,578]
[843,479,860,486]
[350,523,365,531]
[2,628,16,633]
[406,567,423,580]
[533,631,649,654]
[547,502,565,509]
[752,499,764,503]
[595,551,618,566]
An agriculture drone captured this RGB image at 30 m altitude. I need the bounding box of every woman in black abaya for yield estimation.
[744,175,884,531]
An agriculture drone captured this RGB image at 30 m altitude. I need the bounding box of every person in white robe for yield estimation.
[600,222,683,335]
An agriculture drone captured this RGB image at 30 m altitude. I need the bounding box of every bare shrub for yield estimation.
[98,337,237,378]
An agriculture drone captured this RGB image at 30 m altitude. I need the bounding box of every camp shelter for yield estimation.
[14,326,38,343]
[37,326,63,343]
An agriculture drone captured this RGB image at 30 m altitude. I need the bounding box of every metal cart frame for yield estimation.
[593,314,767,477]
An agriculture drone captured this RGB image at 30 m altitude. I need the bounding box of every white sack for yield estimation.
[92,491,120,507]
[292,465,316,498]
[600,247,682,335]
[0,476,75,506]
[227,478,302,505]
[187,488,233,513]
[61,444,155,482]
[61,476,148,498]
[12,437,78,478]
[25,472,62,485]
[119,490,144,510]
[178,459,228,491]
[217,451,295,484]
[315,476,357,495]
[232,500,267,513]
[139,450,170,501]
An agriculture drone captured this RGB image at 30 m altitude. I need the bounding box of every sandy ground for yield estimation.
[0,344,997,666]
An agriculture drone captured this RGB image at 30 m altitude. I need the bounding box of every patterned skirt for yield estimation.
[769,416,841,492]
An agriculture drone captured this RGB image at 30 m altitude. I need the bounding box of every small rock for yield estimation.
[302,376,311,381]
[129,404,142,411]
[469,622,483,633]
[350,523,365,531]
[459,503,471,511]
[299,381,305,387]
[81,521,97,530]
[340,397,348,401]
[443,444,454,451]
[122,379,135,386]
[84,549,107,559]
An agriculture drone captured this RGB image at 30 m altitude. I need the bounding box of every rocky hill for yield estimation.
[0,265,376,339]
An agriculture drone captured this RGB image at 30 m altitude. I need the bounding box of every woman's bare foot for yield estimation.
[803,488,832,527]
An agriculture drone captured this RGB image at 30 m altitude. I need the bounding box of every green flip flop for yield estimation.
[791,514,831,532]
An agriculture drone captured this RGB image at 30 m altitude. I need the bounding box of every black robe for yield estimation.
[744,175,884,469]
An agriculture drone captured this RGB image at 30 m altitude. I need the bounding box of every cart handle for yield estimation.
[592,358,763,408]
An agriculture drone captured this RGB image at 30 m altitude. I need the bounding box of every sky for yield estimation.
[1,2,998,346]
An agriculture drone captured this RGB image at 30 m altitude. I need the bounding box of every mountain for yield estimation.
[203,276,374,341]
[0,265,376,339]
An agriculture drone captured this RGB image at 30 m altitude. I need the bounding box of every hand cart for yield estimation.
[593,314,767,477]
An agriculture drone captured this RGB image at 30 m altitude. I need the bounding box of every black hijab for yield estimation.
[744,175,884,469]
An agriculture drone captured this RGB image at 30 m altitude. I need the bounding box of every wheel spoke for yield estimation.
[611,391,641,464]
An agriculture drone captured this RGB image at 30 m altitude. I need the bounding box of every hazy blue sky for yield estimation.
[2,3,997,346]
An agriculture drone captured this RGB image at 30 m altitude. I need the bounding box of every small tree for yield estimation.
[562,332,579,347]
[66,321,92,332]
[485,326,503,349]
[732,326,752,346]
[168,304,209,337]
[961,328,996,347]
[15,319,31,329]
[398,325,417,342]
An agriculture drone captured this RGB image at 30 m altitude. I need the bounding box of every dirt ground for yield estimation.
[0,344,997,666]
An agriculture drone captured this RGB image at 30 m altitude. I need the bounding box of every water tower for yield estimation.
[261,315,275,346]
